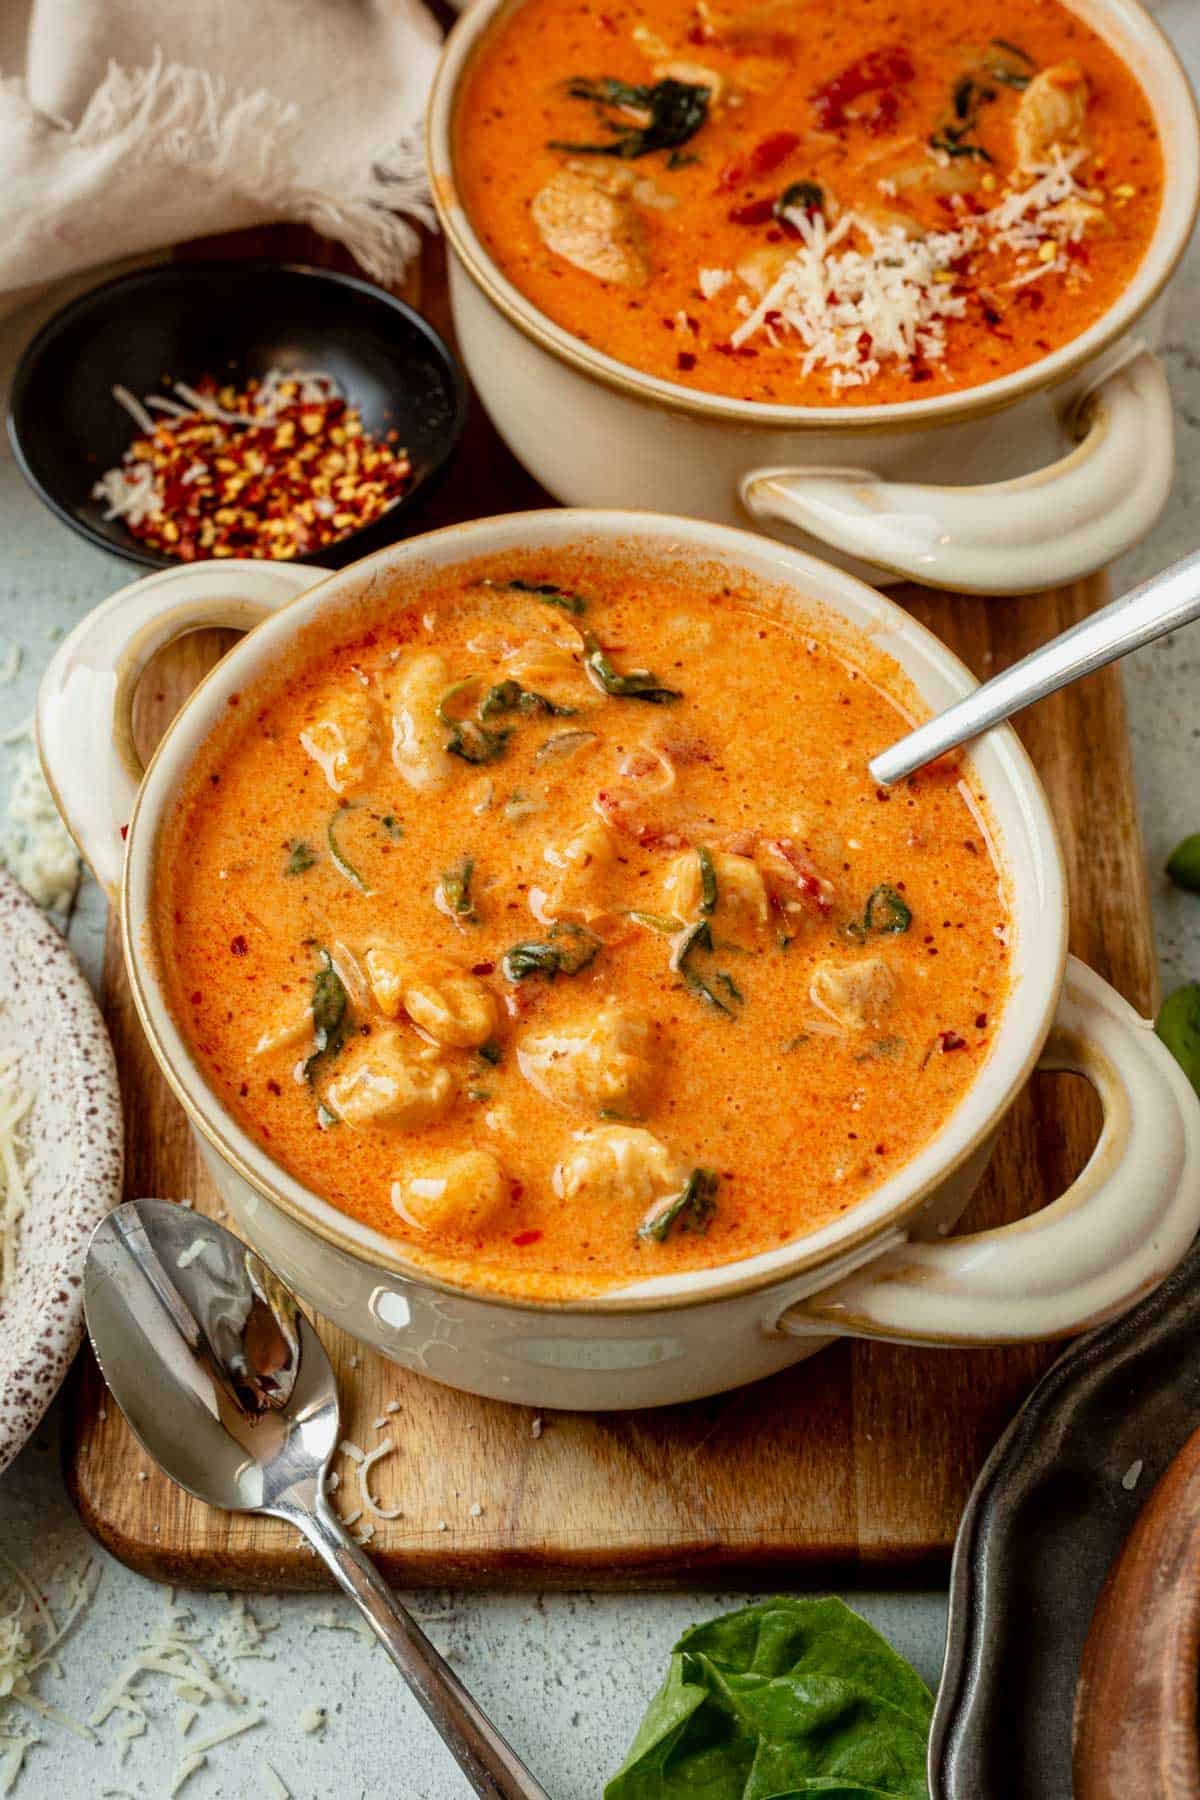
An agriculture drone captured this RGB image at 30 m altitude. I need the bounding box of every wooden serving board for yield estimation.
[63,227,1158,1589]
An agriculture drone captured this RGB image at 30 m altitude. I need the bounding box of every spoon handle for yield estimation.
[869,548,1200,786]
[288,1490,551,1800]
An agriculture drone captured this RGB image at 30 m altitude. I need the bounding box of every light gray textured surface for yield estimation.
[1,3,1199,1790]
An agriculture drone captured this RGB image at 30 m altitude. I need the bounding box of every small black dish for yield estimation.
[7,260,469,571]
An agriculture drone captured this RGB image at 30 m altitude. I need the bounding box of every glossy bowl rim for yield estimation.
[115,510,1067,1316]
[428,0,1200,434]
[6,259,470,571]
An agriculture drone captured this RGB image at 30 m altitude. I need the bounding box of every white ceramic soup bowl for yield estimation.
[429,0,1199,595]
[38,514,1200,1409]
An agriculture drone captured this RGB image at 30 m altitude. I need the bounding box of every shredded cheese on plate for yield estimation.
[0,1052,36,1302]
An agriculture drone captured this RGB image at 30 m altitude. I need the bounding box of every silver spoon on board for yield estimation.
[870,548,1200,787]
[83,1198,550,1800]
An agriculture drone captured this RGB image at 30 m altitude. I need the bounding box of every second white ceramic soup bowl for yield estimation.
[428,0,1200,594]
[38,513,1200,1408]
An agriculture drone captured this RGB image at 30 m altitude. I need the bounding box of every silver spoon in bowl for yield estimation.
[870,549,1200,786]
[83,1198,550,1800]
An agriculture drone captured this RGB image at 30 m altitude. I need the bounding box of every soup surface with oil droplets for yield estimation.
[155,552,1011,1300]
[454,0,1163,405]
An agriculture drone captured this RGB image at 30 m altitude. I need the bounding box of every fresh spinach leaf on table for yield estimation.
[605,1595,933,1799]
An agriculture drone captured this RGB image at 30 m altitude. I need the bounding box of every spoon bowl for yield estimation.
[85,1201,324,1512]
[84,1199,547,1800]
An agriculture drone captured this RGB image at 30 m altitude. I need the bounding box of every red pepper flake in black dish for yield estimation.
[92,369,412,562]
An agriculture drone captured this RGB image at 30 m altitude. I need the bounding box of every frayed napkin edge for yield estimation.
[9,46,438,286]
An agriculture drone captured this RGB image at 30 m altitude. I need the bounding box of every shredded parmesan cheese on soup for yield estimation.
[717,150,1105,387]
[729,208,973,385]
[986,146,1095,246]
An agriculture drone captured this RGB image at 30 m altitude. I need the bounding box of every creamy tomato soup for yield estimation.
[155,554,1011,1300]
[454,0,1163,405]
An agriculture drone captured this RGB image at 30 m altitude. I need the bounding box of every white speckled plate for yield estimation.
[0,869,122,1477]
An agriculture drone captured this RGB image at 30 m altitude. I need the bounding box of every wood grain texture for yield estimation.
[62,227,1156,1590]
[1074,1425,1200,1800]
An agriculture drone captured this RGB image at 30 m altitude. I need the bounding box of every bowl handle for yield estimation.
[774,957,1200,1347]
[36,559,322,899]
[740,347,1174,595]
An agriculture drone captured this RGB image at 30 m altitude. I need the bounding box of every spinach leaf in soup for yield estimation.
[582,633,682,705]
[477,577,589,615]
[302,953,349,1085]
[605,1595,934,1799]
[697,846,718,917]
[671,920,743,1017]
[479,679,577,721]
[440,675,575,766]
[438,857,477,923]
[327,807,371,895]
[283,839,317,877]
[439,687,512,765]
[847,883,912,942]
[550,77,711,161]
[776,179,825,221]
[503,920,600,982]
[927,53,1028,161]
[629,910,685,935]
[987,38,1036,89]
[639,1168,718,1244]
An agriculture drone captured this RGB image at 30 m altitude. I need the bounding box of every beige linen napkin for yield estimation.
[0,0,443,307]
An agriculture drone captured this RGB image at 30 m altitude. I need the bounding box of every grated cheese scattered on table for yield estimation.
[0,1553,99,1792]
[188,1710,263,1754]
[260,1760,291,1799]
[355,1437,404,1523]
[0,1733,39,1797]
[168,1749,206,1795]
[0,1561,415,1794]
[83,1588,282,1792]
[0,734,80,915]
